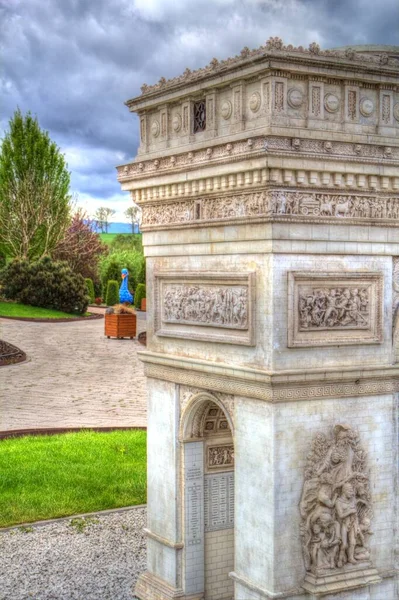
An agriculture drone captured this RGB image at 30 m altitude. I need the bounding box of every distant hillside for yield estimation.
[93,222,140,234]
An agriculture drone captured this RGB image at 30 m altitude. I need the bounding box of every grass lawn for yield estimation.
[0,302,90,319]
[99,233,141,246]
[99,233,124,245]
[0,430,147,527]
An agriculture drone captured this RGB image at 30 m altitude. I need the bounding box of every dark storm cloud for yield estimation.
[1,0,398,218]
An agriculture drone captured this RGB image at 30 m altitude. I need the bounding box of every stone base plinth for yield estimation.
[302,563,382,596]
[135,571,203,600]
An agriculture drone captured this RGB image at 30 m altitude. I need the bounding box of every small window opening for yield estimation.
[193,100,206,133]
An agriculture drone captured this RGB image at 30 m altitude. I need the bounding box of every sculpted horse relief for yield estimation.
[300,424,374,575]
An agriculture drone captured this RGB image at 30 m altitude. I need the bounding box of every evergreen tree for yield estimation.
[0,109,71,259]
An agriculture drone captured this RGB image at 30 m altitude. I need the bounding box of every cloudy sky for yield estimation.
[1,0,398,222]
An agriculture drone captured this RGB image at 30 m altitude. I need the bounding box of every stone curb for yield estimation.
[0,504,147,533]
[0,426,147,439]
[0,312,103,323]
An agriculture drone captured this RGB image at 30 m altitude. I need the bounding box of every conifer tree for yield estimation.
[0,109,71,259]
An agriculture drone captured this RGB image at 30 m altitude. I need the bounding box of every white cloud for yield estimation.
[74,192,132,223]
[2,0,397,211]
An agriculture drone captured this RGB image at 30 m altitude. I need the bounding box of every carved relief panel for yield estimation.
[288,272,383,347]
[154,272,255,345]
[300,424,380,595]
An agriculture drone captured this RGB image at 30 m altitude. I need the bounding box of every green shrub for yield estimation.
[106,280,119,306]
[134,283,146,310]
[0,257,89,314]
[99,250,145,294]
[85,278,95,303]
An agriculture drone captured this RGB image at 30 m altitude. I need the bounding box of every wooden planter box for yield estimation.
[105,313,137,339]
[141,298,147,311]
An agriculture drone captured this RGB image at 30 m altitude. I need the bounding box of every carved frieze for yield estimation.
[141,190,399,230]
[300,424,381,594]
[154,272,255,346]
[288,272,383,347]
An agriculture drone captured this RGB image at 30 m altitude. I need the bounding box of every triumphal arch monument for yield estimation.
[118,40,399,599]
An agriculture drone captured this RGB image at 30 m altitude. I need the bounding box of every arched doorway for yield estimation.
[181,394,234,600]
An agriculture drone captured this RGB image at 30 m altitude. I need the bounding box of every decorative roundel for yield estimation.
[359,97,374,117]
[393,102,399,122]
[221,101,232,120]
[249,92,261,113]
[151,120,160,137]
[172,114,182,132]
[324,93,340,113]
[287,88,304,109]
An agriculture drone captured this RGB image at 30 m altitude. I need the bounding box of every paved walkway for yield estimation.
[0,312,147,431]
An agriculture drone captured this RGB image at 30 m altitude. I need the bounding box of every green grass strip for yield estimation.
[0,430,147,527]
[0,302,90,319]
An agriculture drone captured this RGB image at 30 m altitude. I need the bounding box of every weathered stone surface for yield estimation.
[120,43,399,600]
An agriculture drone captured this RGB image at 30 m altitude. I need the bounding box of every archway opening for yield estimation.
[182,397,234,600]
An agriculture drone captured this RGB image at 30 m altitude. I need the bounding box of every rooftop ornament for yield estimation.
[137,39,399,97]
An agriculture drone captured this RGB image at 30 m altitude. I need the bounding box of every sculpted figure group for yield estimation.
[163,284,248,329]
[300,425,373,574]
[208,445,234,468]
[141,191,399,229]
[298,287,370,330]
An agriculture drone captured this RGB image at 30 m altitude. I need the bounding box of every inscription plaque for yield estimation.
[186,463,203,545]
[204,471,234,532]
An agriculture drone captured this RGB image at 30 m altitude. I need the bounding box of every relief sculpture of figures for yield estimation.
[163,284,248,329]
[208,445,234,469]
[298,287,370,330]
[300,424,374,575]
[141,191,399,229]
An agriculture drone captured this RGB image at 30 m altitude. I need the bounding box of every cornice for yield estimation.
[117,136,399,184]
[127,40,399,109]
[138,351,399,403]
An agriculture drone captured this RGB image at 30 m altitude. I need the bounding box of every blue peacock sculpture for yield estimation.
[119,268,133,304]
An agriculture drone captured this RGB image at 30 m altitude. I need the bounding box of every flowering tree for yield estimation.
[53,209,108,280]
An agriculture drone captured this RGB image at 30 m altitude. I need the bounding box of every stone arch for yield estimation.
[180,391,234,440]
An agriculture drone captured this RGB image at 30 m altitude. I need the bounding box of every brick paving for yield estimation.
[0,312,147,431]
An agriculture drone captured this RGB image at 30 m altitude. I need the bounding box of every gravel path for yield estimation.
[0,507,147,600]
[0,312,147,431]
